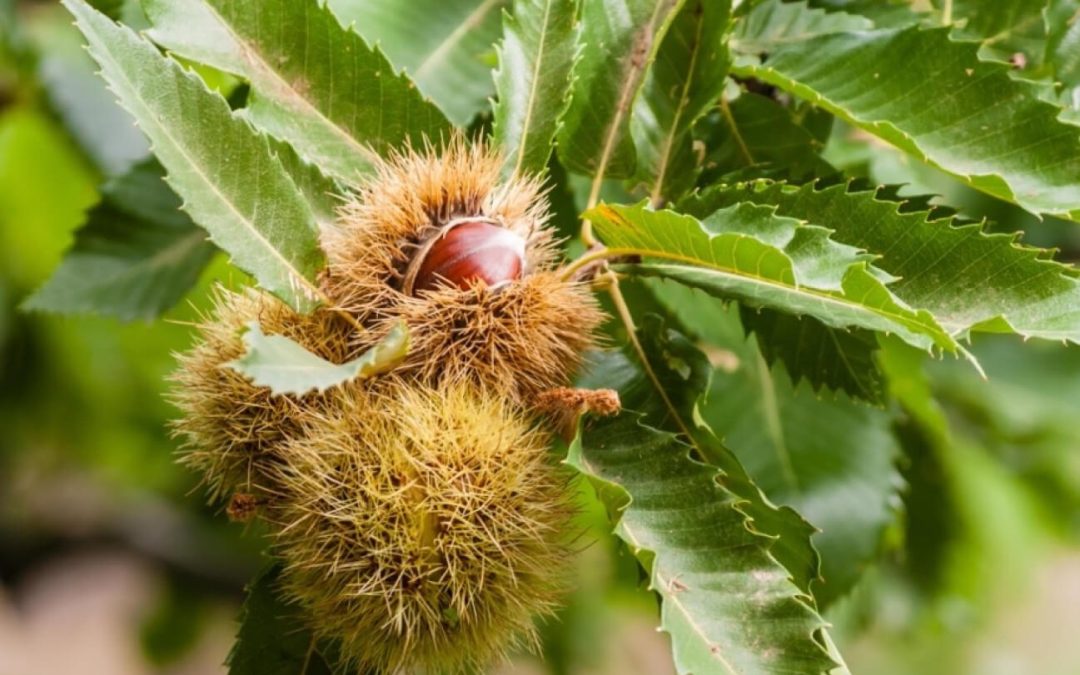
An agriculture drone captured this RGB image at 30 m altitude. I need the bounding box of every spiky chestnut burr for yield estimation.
[323,138,604,402]
[264,381,573,674]
[172,138,605,674]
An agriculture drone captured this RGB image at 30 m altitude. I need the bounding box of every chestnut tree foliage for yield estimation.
[26,0,1080,672]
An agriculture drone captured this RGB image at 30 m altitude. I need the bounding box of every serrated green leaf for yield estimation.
[23,159,215,321]
[567,414,837,675]
[698,305,902,607]
[229,566,332,675]
[630,0,732,204]
[585,201,959,353]
[689,181,1080,344]
[557,0,685,180]
[328,0,508,126]
[1047,0,1080,87]
[578,313,823,594]
[266,134,342,233]
[651,274,884,402]
[64,0,327,312]
[229,320,408,396]
[493,0,579,178]
[731,0,872,52]
[935,0,1046,61]
[142,0,451,184]
[696,92,834,185]
[741,307,883,401]
[732,24,1080,221]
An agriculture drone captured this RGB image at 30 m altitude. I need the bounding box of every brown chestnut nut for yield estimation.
[404,219,527,294]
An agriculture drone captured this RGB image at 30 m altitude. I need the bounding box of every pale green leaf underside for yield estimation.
[558,0,685,178]
[328,0,508,126]
[143,0,451,184]
[229,320,409,396]
[733,25,1080,221]
[65,0,326,312]
[23,159,215,321]
[493,0,579,178]
[688,182,1080,343]
[567,415,837,675]
[586,202,958,353]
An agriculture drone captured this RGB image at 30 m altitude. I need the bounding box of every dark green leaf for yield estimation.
[493,0,579,178]
[64,0,327,312]
[700,308,902,607]
[631,0,731,204]
[566,414,838,675]
[741,308,883,401]
[580,312,823,593]
[557,0,684,180]
[697,92,834,185]
[732,25,1080,221]
[328,0,508,126]
[143,0,451,184]
[23,160,215,321]
[229,566,333,675]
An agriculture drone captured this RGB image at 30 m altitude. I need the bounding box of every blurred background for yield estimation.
[3,1,1080,674]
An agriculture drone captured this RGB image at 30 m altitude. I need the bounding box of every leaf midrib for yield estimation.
[414,0,503,80]
[588,0,680,205]
[650,6,707,204]
[574,453,740,675]
[83,23,322,304]
[510,0,555,178]
[203,0,381,165]
[611,248,941,344]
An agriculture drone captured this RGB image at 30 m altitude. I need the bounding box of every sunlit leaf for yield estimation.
[585,201,959,353]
